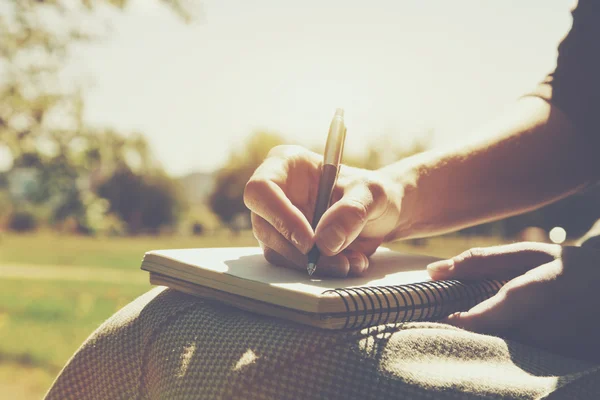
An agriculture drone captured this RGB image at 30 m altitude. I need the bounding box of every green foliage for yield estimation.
[1,127,181,234]
[0,0,199,234]
[191,222,204,235]
[7,210,38,232]
[209,167,252,225]
[209,131,286,225]
[97,167,186,234]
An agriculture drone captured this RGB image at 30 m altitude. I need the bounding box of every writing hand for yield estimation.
[244,145,402,277]
[427,242,600,362]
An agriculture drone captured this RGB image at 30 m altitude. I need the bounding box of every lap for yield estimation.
[45,288,600,400]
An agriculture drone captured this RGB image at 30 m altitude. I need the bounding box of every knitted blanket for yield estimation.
[45,287,600,399]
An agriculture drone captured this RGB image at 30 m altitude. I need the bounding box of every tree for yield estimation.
[209,131,286,227]
[1,1,199,161]
[97,166,186,234]
[0,0,199,231]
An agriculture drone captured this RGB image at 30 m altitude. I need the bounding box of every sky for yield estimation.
[68,0,574,176]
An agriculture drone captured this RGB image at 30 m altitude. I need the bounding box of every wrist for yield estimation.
[377,156,424,240]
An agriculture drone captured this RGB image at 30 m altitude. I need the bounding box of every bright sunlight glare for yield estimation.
[549,227,567,244]
[65,0,574,176]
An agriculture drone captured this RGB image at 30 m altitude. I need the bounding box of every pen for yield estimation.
[307,108,347,276]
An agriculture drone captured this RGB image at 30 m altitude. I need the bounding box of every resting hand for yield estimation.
[244,145,402,277]
[427,242,600,361]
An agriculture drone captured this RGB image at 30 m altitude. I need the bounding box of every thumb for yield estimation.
[314,182,382,256]
[427,242,560,281]
[442,289,515,335]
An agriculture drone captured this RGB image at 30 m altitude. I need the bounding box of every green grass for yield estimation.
[0,279,148,369]
[0,231,261,399]
[0,230,258,269]
[0,278,149,399]
[0,230,504,269]
[0,231,508,399]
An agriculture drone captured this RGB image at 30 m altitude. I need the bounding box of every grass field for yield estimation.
[0,231,507,399]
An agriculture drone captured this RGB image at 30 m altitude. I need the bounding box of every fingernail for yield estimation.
[291,232,310,254]
[318,224,346,254]
[347,253,367,276]
[427,259,454,273]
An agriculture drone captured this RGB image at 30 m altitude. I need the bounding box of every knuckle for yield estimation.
[271,217,292,241]
[251,213,291,245]
[467,247,487,258]
[342,198,369,224]
[365,177,389,218]
[457,247,487,263]
[365,177,386,201]
[498,282,522,303]
[243,178,269,207]
[267,144,303,158]
[267,145,291,158]
[497,286,514,303]
[268,145,322,166]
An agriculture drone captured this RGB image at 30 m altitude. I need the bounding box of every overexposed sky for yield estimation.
[69,0,574,176]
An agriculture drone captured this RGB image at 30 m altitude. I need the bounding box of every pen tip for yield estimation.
[307,262,317,276]
[334,108,344,118]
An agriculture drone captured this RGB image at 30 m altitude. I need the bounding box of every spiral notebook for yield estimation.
[141,247,505,330]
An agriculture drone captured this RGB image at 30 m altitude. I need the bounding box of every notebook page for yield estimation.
[144,247,438,297]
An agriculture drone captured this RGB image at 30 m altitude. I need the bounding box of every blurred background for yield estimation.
[2,0,599,398]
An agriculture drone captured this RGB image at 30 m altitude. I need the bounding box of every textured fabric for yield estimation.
[45,287,600,400]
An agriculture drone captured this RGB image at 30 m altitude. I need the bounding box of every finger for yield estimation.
[252,212,305,265]
[252,213,352,277]
[442,291,514,335]
[261,244,351,278]
[441,265,552,335]
[244,159,314,254]
[314,181,384,256]
[346,237,381,258]
[427,242,561,281]
[344,249,369,277]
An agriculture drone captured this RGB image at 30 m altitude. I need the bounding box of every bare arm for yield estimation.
[244,1,600,277]
[383,96,599,240]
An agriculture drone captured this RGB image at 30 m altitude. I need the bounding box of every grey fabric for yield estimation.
[45,287,600,399]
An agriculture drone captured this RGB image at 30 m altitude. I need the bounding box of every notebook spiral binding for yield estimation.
[323,280,505,330]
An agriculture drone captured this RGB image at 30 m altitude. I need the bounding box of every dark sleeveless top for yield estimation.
[531,0,600,145]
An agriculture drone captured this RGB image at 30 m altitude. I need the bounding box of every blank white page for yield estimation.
[144,247,438,298]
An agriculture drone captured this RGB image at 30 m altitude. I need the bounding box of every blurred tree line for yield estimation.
[0,0,198,234]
